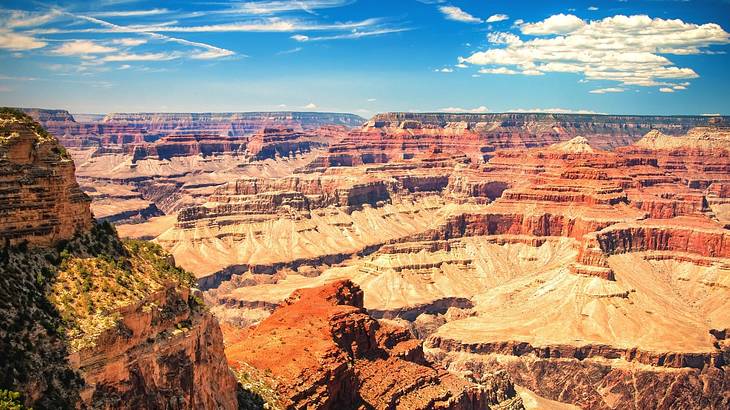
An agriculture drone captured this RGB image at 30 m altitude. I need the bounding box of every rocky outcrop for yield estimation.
[128,134,248,161]
[0,110,238,409]
[224,280,524,409]
[247,127,328,160]
[177,175,390,227]
[0,108,92,246]
[70,285,237,409]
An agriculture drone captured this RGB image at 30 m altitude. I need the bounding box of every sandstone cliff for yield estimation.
[0,109,238,409]
[0,108,92,246]
[23,108,365,148]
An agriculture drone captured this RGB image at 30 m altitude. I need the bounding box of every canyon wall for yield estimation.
[0,109,238,409]
[0,109,93,246]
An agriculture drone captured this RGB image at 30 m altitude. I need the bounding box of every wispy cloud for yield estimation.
[590,87,625,94]
[111,38,147,46]
[439,6,482,23]
[486,14,509,23]
[89,9,170,17]
[0,30,47,50]
[54,40,117,55]
[276,47,302,55]
[219,0,353,16]
[291,27,410,41]
[102,52,179,62]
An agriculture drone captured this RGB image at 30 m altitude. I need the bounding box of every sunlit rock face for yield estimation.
[197,117,729,409]
[0,110,238,409]
[0,109,93,246]
[224,279,525,410]
[15,106,730,409]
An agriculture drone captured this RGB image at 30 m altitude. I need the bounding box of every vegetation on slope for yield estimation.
[50,228,195,351]
[0,221,198,409]
[233,362,282,410]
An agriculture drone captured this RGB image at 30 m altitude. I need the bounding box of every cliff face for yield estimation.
[0,109,93,246]
[22,108,365,148]
[224,280,524,410]
[201,125,730,409]
[356,112,730,160]
[0,109,238,409]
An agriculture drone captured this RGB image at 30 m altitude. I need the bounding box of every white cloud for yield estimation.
[90,9,170,17]
[303,102,317,109]
[367,98,377,102]
[435,67,453,73]
[111,38,147,46]
[4,10,60,28]
[277,47,302,55]
[478,67,518,75]
[440,106,489,113]
[118,64,131,69]
[659,87,674,93]
[672,84,686,90]
[521,68,544,76]
[191,48,235,59]
[439,6,482,23]
[702,113,721,116]
[487,32,521,45]
[590,87,624,94]
[460,14,730,89]
[455,63,468,68]
[54,40,117,55]
[226,0,352,15]
[486,14,509,23]
[45,17,389,35]
[291,34,309,42]
[520,13,585,35]
[0,30,46,50]
[292,27,410,41]
[102,52,179,62]
[588,6,599,11]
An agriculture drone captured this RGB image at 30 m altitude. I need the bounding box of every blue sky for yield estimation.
[1,0,729,115]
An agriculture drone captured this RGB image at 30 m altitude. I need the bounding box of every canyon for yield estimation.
[5,108,729,409]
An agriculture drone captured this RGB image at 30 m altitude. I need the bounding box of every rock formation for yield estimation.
[191,122,730,409]
[224,279,524,409]
[0,108,238,409]
[0,108,92,246]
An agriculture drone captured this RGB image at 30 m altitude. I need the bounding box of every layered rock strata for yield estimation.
[224,280,524,409]
[201,128,730,409]
[0,109,238,409]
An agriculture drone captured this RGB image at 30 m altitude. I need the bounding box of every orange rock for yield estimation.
[225,280,523,409]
